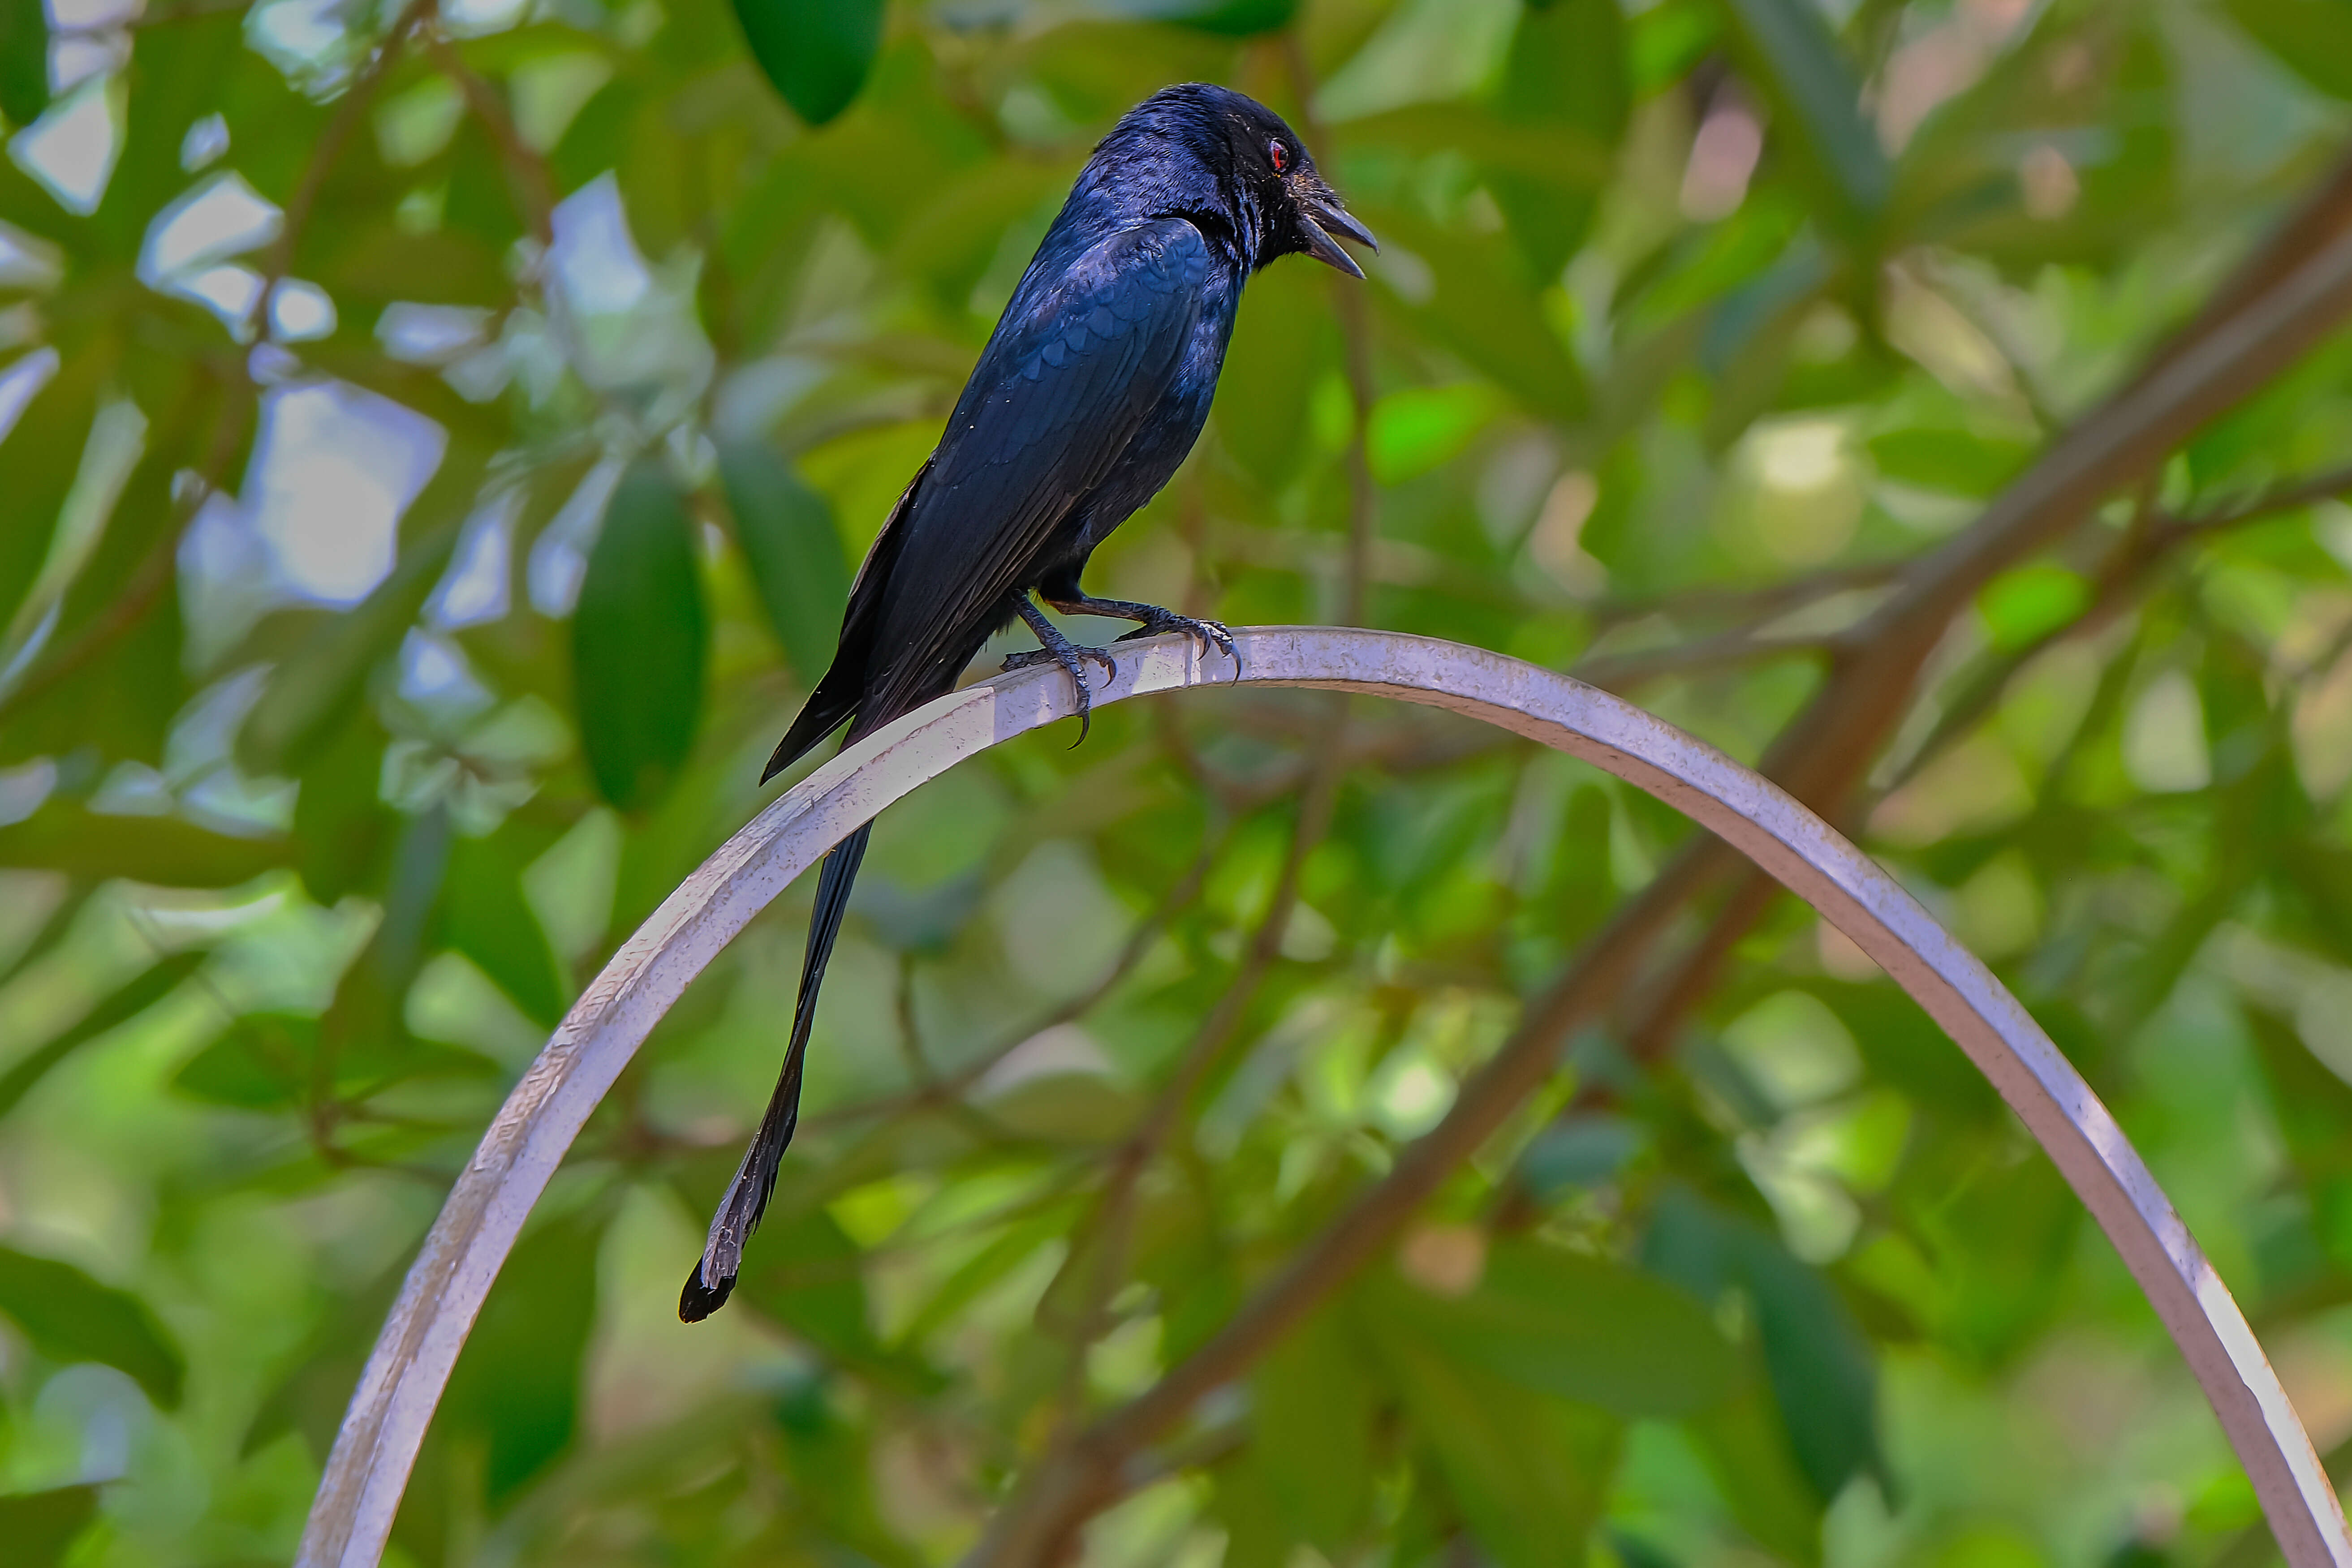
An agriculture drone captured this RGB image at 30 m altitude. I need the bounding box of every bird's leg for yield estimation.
[1039,591,1238,670]
[1001,594,1117,744]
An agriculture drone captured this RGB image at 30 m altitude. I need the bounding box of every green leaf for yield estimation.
[2244,1005,2352,1180]
[1253,1308,1377,1550]
[439,833,570,1028]
[1642,1191,1882,1502]
[291,714,393,907]
[1977,564,2088,652]
[0,804,286,887]
[1866,428,2031,497]
[441,1210,600,1500]
[573,457,707,812]
[732,0,885,126]
[1366,1240,1738,1417]
[172,1011,495,1110]
[0,0,46,129]
[1153,0,1297,35]
[1688,1378,1826,1564]
[0,1245,185,1407]
[1217,260,1328,490]
[1713,0,1888,232]
[1491,0,1631,279]
[1366,207,1590,421]
[1364,1305,1621,1568]
[719,438,851,683]
[0,1484,99,1566]
[0,951,205,1121]
[1368,384,1501,486]
[2224,0,2352,100]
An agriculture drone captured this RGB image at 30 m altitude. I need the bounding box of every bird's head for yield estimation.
[1098,83,1378,277]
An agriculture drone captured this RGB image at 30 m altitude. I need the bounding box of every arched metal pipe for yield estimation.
[297,627,2352,1568]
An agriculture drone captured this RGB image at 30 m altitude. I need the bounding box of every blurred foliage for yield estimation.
[2,0,2352,1565]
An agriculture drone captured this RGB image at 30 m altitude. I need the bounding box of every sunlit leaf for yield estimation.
[0,951,205,1121]
[1977,563,2088,651]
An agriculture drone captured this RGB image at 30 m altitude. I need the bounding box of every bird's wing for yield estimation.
[855,217,1214,726]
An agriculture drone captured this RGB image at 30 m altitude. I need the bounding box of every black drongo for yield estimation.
[683,82,1373,1319]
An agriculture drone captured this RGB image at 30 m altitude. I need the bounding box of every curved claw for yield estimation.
[1002,642,1116,746]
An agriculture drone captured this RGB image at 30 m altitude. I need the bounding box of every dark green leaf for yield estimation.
[2224,0,2352,100]
[0,951,205,1121]
[0,805,286,887]
[1217,260,1327,490]
[441,1211,600,1500]
[0,0,46,129]
[1363,1305,1621,1568]
[1492,0,1631,279]
[0,1245,184,1407]
[172,1012,495,1109]
[573,457,707,812]
[1367,1240,1737,1416]
[439,833,570,1027]
[1642,1191,1881,1501]
[1253,1308,1376,1550]
[732,0,885,126]
[1714,0,1888,232]
[719,438,851,683]
[0,1484,99,1566]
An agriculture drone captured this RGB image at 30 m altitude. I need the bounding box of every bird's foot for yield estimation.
[1113,610,1237,669]
[1002,624,1116,746]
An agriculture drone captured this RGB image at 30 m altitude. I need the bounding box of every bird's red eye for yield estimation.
[1269,140,1288,173]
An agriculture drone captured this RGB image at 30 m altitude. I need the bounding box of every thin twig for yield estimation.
[422,30,556,244]
[0,368,252,725]
[249,0,435,339]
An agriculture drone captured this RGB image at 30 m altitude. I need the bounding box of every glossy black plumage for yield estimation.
[682,83,1372,1320]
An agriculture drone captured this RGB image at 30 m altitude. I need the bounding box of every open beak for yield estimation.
[1297,185,1377,279]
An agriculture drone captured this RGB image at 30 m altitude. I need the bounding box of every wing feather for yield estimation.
[852,219,1214,728]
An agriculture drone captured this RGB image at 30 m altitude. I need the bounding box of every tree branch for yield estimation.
[952,134,2352,1567]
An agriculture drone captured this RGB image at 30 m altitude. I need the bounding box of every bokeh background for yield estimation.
[5,0,2352,1563]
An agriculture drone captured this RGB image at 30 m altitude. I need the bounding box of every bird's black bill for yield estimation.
[1301,196,1377,278]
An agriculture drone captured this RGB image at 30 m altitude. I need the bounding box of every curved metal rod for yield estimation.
[297,627,2351,1568]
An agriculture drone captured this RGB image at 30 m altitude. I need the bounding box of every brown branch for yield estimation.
[955,135,2352,1566]
[1569,624,1839,691]
[1038,704,1346,1435]
[1585,558,1901,629]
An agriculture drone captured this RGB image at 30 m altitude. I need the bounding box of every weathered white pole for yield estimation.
[297,627,2352,1568]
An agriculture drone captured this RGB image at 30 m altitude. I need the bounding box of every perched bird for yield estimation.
[681,83,1374,1320]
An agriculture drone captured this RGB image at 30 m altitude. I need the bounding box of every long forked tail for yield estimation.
[679,821,872,1321]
